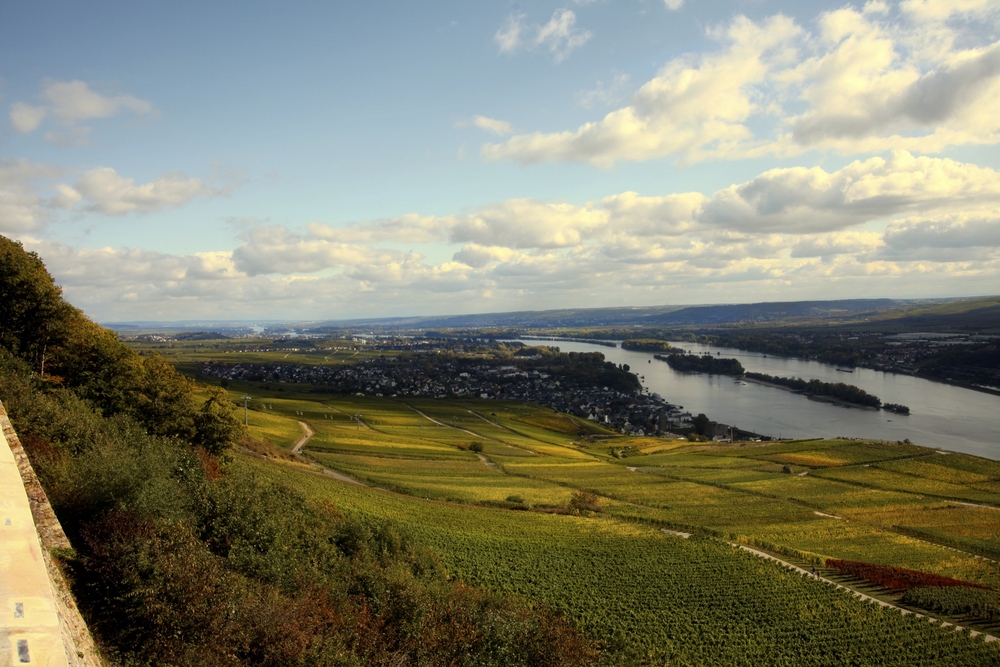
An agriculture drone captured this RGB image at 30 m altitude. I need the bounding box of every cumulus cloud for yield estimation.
[448,199,606,248]
[494,9,591,62]
[699,151,1000,232]
[900,0,1000,22]
[880,210,1000,261]
[483,14,801,166]
[9,103,46,133]
[663,0,684,10]
[790,231,882,258]
[452,244,524,268]
[21,152,1000,320]
[0,158,63,233]
[458,115,514,135]
[784,9,1000,152]
[9,79,155,145]
[482,5,1000,166]
[57,167,221,215]
[231,226,404,276]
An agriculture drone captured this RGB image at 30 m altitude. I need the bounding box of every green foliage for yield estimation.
[0,315,597,665]
[691,412,710,435]
[902,587,1000,623]
[0,235,203,440]
[619,339,673,352]
[193,387,246,454]
[0,235,75,374]
[656,352,745,375]
[136,353,196,439]
[260,461,1000,667]
[745,372,882,407]
[569,490,601,514]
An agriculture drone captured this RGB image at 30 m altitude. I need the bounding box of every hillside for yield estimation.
[4,234,1000,666]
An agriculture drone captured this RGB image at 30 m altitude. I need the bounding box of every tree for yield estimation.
[136,353,196,439]
[193,388,246,455]
[692,413,710,436]
[0,236,75,374]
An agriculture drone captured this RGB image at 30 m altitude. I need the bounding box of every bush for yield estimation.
[570,490,602,515]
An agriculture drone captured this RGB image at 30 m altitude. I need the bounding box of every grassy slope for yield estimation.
[180,371,1000,661]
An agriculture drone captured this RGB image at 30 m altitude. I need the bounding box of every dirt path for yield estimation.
[404,404,491,439]
[476,453,498,470]
[292,421,314,454]
[317,466,367,486]
[735,545,998,643]
[467,409,514,432]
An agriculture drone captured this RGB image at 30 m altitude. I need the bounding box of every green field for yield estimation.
[128,338,397,372]
[192,381,1000,662]
[245,456,1000,665]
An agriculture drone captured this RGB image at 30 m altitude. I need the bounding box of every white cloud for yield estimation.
[536,9,592,62]
[0,158,62,233]
[881,210,1000,261]
[461,115,514,136]
[482,5,1000,166]
[19,152,1000,320]
[9,103,46,133]
[784,9,1000,152]
[790,231,882,258]
[9,79,155,145]
[483,14,801,166]
[448,199,607,248]
[231,226,403,276]
[577,73,631,109]
[663,0,684,10]
[900,0,1000,22]
[493,9,591,62]
[59,167,219,216]
[495,13,526,53]
[39,79,153,123]
[452,244,524,268]
[699,151,1000,232]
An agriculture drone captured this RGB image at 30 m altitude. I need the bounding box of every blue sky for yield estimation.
[3,0,1000,321]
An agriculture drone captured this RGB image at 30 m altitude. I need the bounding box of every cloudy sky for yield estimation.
[3,0,1000,322]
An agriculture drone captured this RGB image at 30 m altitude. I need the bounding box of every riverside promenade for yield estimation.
[0,402,100,667]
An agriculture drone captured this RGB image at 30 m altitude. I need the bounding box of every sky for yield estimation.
[2,0,1000,322]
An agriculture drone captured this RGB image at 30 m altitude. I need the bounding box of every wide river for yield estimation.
[508,339,1000,460]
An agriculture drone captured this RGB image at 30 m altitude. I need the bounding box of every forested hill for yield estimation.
[0,235,597,667]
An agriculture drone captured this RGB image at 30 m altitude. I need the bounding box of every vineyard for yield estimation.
[826,559,992,591]
[205,382,1000,663]
[247,457,1000,665]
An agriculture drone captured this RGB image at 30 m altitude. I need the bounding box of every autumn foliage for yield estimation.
[825,558,992,592]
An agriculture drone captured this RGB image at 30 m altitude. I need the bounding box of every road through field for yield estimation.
[403,404,493,440]
[292,421,314,454]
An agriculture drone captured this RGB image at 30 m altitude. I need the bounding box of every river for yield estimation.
[508,339,1000,460]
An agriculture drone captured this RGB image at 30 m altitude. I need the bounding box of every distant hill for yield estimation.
[107,298,969,333]
[866,296,1000,333]
[643,299,909,326]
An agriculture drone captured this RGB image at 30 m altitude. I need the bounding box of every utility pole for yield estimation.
[241,394,252,426]
[354,413,362,430]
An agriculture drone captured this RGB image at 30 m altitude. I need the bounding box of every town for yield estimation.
[199,349,705,438]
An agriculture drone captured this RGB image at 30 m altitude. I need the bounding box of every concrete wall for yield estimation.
[0,403,103,667]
